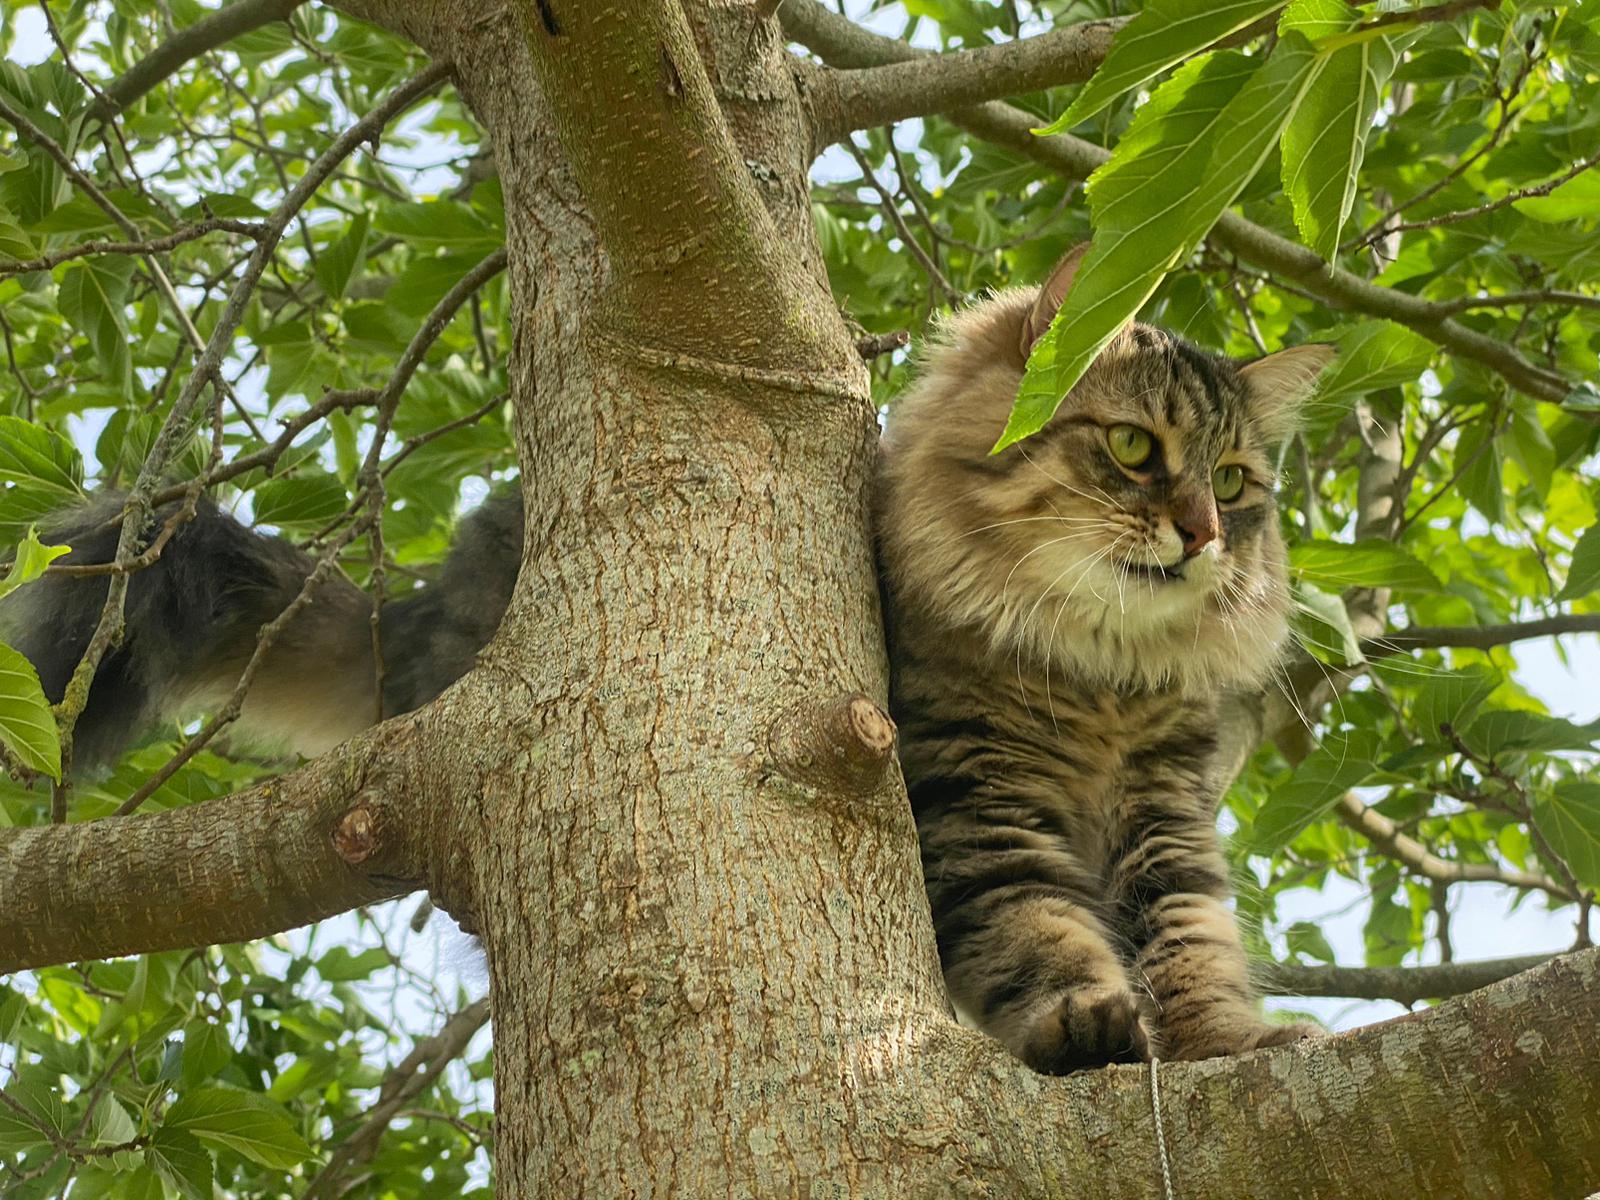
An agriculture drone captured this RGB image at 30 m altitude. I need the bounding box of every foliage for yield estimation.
[0,0,1597,1194]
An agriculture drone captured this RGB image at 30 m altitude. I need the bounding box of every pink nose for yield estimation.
[1173,502,1218,557]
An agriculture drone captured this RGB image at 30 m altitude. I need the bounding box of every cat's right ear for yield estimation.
[1020,242,1090,361]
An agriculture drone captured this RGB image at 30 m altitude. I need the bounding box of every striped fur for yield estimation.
[877,255,1333,1072]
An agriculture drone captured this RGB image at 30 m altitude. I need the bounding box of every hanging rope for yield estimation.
[1149,1056,1177,1200]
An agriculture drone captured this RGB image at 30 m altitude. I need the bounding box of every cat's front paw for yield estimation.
[1165,1018,1321,1061]
[1019,986,1153,1075]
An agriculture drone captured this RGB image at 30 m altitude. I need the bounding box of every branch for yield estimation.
[302,998,491,1200]
[1431,289,1600,315]
[780,0,1580,409]
[0,717,437,973]
[1333,792,1579,902]
[512,0,851,374]
[1259,952,1556,1004]
[1363,614,1600,657]
[89,0,311,120]
[803,18,1125,144]
[942,948,1600,1197]
[0,220,266,278]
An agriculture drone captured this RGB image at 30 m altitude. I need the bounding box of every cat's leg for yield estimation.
[927,841,1150,1074]
[1113,810,1317,1061]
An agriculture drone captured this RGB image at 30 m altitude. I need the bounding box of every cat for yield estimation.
[0,491,522,769]
[875,243,1334,1072]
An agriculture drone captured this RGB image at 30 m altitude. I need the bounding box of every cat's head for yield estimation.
[878,244,1332,694]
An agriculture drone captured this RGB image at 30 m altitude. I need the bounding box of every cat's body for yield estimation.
[1,491,522,768]
[876,249,1333,1071]
[7,245,1328,1075]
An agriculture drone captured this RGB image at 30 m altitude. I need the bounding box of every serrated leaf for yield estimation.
[1464,711,1600,758]
[0,526,69,600]
[1005,38,1328,448]
[0,416,84,495]
[0,641,60,780]
[314,210,369,301]
[1290,538,1444,593]
[1051,0,1287,130]
[165,1087,314,1170]
[1512,169,1600,223]
[251,473,348,530]
[1292,582,1363,664]
[56,256,134,390]
[1410,665,1500,743]
[1315,320,1435,406]
[1558,525,1600,601]
[1533,781,1600,887]
[1251,728,1381,850]
[1281,19,1397,257]
[182,1020,233,1085]
[149,1125,214,1200]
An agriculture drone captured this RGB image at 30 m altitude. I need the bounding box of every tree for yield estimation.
[2,0,1599,1195]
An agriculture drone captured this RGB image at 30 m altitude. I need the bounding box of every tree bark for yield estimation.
[6,2,1600,1196]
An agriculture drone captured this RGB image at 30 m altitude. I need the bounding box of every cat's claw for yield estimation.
[1022,987,1153,1075]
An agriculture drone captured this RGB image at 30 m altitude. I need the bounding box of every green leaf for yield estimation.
[0,416,84,495]
[1285,919,1337,963]
[1051,0,1287,129]
[1292,582,1363,664]
[164,1087,314,1170]
[1315,320,1435,407]
[0,526,69,600]
[1410,665,1500,743]
[314,946,391,982]
[1463,711,1600,758]
[56,255,135,390]
[314,210,370,301]
[0,641,60,781]
[1558,524,1600,601]
[1250,728,1381,850]
[251,474,349,530]
[1005,37,1327,448]
[1281,21,1397,258]
[182,1020,234,1085]
[1290,538,1444,593]
[1533,781,1600,888]
[149,1126,215,1200]
[1512,169,1600,223]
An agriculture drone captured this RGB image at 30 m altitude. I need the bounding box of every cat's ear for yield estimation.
[1020,242,1090,360]
[1239,344,1336,439]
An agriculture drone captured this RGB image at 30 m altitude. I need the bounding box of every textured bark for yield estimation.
[0,714,439,972]
[6,2,1600,1196]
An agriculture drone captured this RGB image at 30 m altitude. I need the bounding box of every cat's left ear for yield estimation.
[1020,242,1090,360]
[1238,344,1337,440]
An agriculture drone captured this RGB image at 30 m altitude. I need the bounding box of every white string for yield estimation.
[1149,1056,1177,1200]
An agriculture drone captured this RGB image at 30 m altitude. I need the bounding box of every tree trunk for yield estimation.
[7,2,1598,1195]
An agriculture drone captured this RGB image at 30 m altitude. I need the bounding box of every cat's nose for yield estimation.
[1173,505,1219,557]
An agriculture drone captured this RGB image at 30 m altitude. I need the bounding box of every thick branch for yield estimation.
[512,0,851,374]
[89,0,310,120]
[782,0,1578,408]
[805,19,1124,144]
[0,716,435,973]
[950,948,1600,1198]
[1260,952,1557,1004]
[1363,613,1600,657]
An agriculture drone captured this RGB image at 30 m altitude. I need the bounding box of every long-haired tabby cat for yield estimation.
[876,244,1333,1072]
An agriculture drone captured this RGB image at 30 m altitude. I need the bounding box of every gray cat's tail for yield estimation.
[0,492,521,771]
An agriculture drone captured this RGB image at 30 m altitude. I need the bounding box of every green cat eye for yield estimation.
[1107,425,1154,468]
[1213,464,1245,502]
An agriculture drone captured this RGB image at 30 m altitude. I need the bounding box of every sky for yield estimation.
[6,1,1597,1041]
